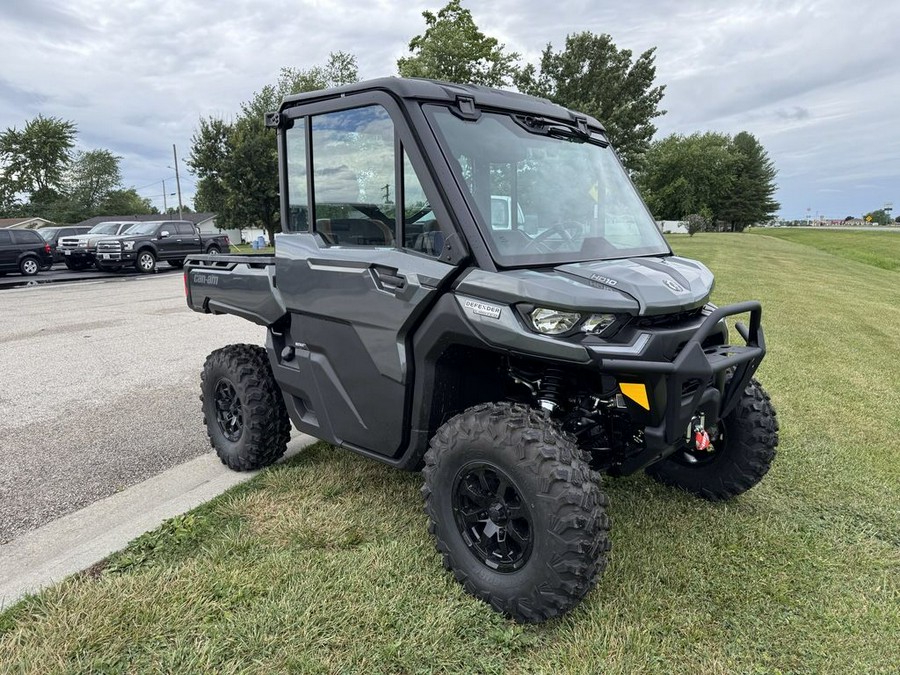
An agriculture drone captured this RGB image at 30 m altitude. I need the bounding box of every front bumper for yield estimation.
[95,251,135,263]
[61,249,95,261]
[590,301,766,473]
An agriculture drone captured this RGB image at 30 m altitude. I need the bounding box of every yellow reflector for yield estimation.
[620,383,650,410]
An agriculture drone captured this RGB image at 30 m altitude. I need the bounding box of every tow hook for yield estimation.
[687,415,712,452]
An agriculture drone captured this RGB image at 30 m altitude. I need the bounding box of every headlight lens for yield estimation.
[123,241,134,251]
[530,307,580,335]
[581,313,616,333]
[78,241,88,248]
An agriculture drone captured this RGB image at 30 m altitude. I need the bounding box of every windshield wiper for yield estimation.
[516,115,608,147]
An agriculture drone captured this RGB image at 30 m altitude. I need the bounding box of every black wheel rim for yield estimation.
[451,462,533,572]
[214,378,243,442]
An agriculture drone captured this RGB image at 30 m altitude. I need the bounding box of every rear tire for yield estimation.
[423,402,610,623]
[19,257,39,276]
[207,246,221,255]
[646,379,778,501]
[200,344,291,471]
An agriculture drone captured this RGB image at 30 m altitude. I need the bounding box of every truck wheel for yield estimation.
[200,344,291,471]
[64,260,84,271]
[169,259,185,268]
[646,379,778,501]
[207,246,221,255]
[19,257,40,276]
[135,250,156,273]
[423,402,610,623]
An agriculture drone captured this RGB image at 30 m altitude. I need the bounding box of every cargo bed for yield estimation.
[184,254,285,326]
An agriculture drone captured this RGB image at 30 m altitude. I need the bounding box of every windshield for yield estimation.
[89,223,123,234]
[39,229,58,240]
[125,222,163,235]
[425,106,670,266]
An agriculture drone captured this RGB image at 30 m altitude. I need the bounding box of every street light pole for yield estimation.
[172,144,184,220]
[162,178,168,212]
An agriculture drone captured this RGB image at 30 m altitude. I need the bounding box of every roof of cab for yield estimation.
[278,77,605,131]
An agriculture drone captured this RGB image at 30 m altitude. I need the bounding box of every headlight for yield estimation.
[530,307,580,335]
[581,313,616,333]
[123,241,134,251]
[78,241,88,248]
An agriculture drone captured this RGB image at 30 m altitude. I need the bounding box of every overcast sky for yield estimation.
[1,0,896,221]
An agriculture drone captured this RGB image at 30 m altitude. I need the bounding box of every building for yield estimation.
[0,217,56,229]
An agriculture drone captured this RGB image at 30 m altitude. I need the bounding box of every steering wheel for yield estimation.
[521,221,585,253]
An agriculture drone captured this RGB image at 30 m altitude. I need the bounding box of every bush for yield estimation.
[685,213,709,237]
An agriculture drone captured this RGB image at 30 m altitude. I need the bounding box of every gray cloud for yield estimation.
[0,0,896,220]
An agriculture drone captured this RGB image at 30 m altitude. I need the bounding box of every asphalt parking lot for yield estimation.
[0,272,265,543]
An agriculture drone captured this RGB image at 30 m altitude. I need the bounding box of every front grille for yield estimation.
[58,238,80,251]
[96,241,122,254]
[632,307,703,329]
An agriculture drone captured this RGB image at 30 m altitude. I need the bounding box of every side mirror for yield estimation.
[159,230,170,239]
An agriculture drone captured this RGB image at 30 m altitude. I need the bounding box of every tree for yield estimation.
[638,132,736,224]
[57,149,124,221]
[0,115,77,206]
[685,213,709,237]
[638,131,779,231]
[398,0,518,86]
[189,52,359,243]
[515,33,666,173]
[864,209,890,225]
[100,188,157,216]
[719,132,779,231]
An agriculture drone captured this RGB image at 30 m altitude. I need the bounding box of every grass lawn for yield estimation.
[748,226,900,271]
[227,242,275,255]
[2,233,898,673]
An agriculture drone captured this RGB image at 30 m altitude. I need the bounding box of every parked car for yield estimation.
[0,229,54,276]
[95,221,229,273]
[38,226,92,265]
[57,222,140,270]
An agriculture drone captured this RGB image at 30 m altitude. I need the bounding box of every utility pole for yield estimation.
[172,144,184,220]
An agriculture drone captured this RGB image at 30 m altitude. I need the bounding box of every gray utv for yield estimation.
[185,77,778,623]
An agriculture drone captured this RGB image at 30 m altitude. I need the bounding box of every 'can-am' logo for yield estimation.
[664,279,685,292]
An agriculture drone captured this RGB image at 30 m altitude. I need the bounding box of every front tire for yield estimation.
[200,344,291,471]
[135,250,156,273]
[423,402,610,623]
[646,379,778,500]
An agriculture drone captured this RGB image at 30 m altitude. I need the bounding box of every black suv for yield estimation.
[38,226,92,265]
[0,229,54,276]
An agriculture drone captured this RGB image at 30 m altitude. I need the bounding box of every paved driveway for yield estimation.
[0,274,264,543]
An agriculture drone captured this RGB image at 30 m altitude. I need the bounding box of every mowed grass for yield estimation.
[2,233,898,673]
[749,226,900,271]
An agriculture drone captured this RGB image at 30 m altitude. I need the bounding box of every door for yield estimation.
[175,223,200,257]
[155,222,181,259]
[276,101,459,457]
[0,230,14,271]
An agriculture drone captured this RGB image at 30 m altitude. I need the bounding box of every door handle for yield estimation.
[372,265,406,291]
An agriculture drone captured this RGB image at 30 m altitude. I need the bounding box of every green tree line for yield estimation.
[0,115,156,222]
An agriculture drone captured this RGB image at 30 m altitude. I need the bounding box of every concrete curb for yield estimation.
[0,433,317,610]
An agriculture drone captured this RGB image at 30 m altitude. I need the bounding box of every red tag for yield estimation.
[694,429,711,451]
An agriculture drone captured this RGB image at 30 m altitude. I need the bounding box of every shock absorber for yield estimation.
[537,369,566,412]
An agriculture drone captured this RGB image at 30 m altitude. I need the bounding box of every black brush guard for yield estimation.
[598,301,765,474]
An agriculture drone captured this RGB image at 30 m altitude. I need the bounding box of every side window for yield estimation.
[11,230,40,244]
[403,152,442,257]
[312,106,395,247]
[0,231,10,244]
[177,223,194,235]
[285,118,309,232]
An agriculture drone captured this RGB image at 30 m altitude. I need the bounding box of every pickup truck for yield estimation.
[57,221,139,270]
[95,220,230,273]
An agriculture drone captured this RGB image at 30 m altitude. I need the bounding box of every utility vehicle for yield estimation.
[185,78,778,623]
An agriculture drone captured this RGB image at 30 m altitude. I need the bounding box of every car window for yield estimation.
[11,230,42,244]
[176,223,195,235]
[0,231,10,244]
[311,105,396,247]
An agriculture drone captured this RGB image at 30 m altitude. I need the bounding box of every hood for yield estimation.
[555,256,714,315]
[455,256,713,316]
